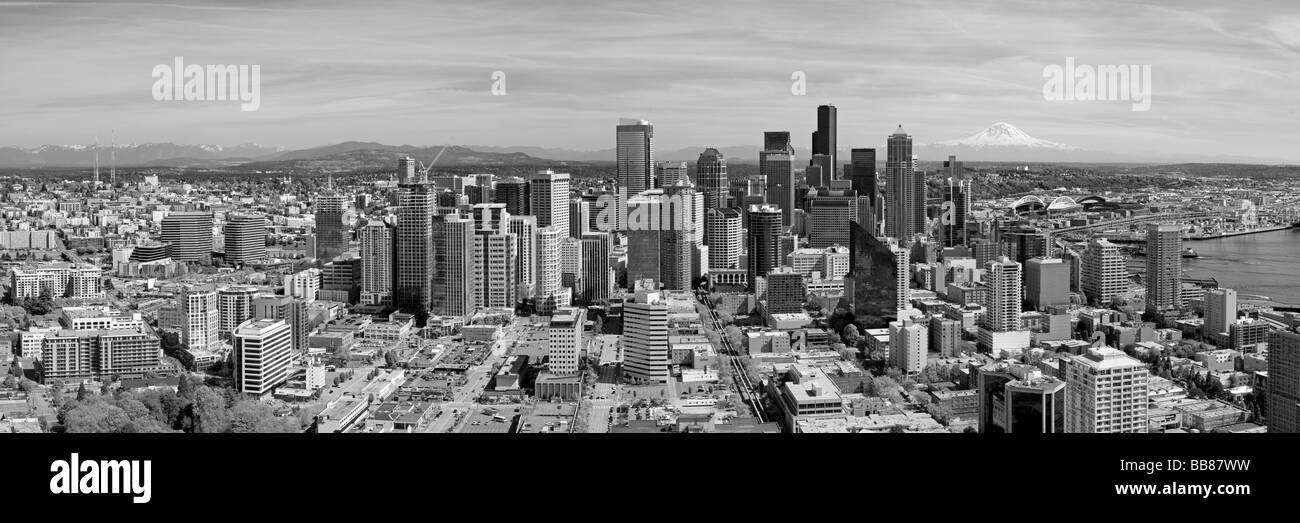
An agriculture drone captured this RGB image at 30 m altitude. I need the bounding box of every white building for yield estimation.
[547,308,586,375]
[1065,347,1149,433]
[233,319,294,395]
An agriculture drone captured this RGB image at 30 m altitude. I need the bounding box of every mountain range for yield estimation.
[0,123,1288,169]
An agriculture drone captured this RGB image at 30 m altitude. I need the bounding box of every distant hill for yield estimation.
[235,143,553,172]
[0,143,281,168]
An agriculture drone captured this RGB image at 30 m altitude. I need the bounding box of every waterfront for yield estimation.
[1182,227,1300,306]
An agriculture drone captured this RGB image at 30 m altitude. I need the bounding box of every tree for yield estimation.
[76,382,88,401]
[229,400,297,433]
[384,350,399,368]
[193,387,231,433]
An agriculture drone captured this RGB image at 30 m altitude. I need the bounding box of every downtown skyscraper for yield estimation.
[941,156,970,248]
[359,219,396,306]
[747,204,783,292]
[470,203,518,309]
[314,193,351,261]
[161,211,213,263]
[811,104,837,177]
[849,148,878,233]
[696,148,729,210]
[223,212,266,266]
[1146,223,1182,312]
[430,214,475,318]
[616,118,655,231]
[396,182,436,324]
[761,131,796,227]
[1082,238,1126,306]
[529,169,570,235]
[885,126,922,239]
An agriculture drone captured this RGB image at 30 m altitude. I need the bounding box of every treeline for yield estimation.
[51,377,312,434]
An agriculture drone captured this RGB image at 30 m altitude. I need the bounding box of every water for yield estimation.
[1183,228,1300,305]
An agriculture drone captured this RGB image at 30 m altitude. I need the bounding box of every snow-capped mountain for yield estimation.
[933,122,1081,150]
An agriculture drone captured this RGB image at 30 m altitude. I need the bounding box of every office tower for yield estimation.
[224,213,266,266]
[435,189,464,215]
[253,294,308,354]
[808,155,833,188]
[560,236,583,292]
[1064,347,1149,433]
[232,319,293,396]
[1081,238,1126,306]
[494,176,530,216]
[982,257,1022,332]
[398,155,417,185]
[849,148,877,199]
[889,316,927,375]
[662,182,702,290]
[846,223,909,328]
[885,126,918,239]
[705,208,742,270]
[1025,257,1070,311]
[971,239,1000,269]
[657,161,687,188]
[697,148,729,210]
[747,204,783,292]
[1003,228,1049,265]
[929,316,960,357]
[616,119,655,231]
[179,284,219,352]
[431,214,475,318]
[1204,288,1238,338]
[761,131,796,226]
[580,232,613,303]
[1268,328,1300,433]
[529,169,570,234]
[160,211,214,262]
[1146,223,1182,312]
[765,268,805,315]
[941,157,970,247]
[320,256,361,304]
[547,308,586,375]
[509,215,538,300]
[359,219,396,305]
[284,268,321,302]
[623,287,670,384]
[977,363,1066,433]
[913,159,928,237]
[217,285,258,340]
[811,104,837,176]
[315,194,351,261]
[396,182,436,324]
[805,187,857,249]
[535,225,568,312]
[625,192,664,286]
[1060,247,1083,293]
[470,203,517,310]
[569,198,591,238]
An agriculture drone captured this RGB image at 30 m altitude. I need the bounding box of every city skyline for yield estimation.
[1,0,1298,162]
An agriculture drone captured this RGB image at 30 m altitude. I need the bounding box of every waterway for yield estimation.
[1182,227,1300,305]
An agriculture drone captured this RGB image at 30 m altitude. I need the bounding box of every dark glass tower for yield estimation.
[696,148,729,210]
[746,204,782,292]
[812,104,837,177]
[761,131,795,227]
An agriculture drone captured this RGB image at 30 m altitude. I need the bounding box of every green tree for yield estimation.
[193,387,231,433]
[76,382,88,401]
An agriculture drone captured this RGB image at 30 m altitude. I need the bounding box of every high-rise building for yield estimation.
[179,284,219,352]
[811,104,837,177]
[761,131,796,227]
[470,203,518,309]
[217,285,258,340]
[1025,257,1070,311]
[623,287,669,384]
[253,294,308,354]
[656,161,687,188]
[1267,328,1300,433]
[1146,223,1182,312]
[982,257,1023,332]
[977,363,1066,433]
[560,236,583,293]
[626,192,664,287]
[431,214,474,318]
[1082,238,1126,306]
[1064,347,1149,433]
[765,268,805,315]
[224,213,266,266]
[494,176,529,217]
[662,182,702,290]
[580,232,612,303]
[1204,288,1238,339]
[846,223,909,328]
[396,182,436,324]
[569,198,591,238]
[941,157,970,247]
[315,194,351,261]
[849,148,878,233]
[160,211,213,262]
[319,256,361,304]
[535,225,568,313]
[697,148,729,210]
[232,319,293,396]
[805,188,857,249]
[705,208,742,270]
[284,268,321,302]
[616,119,655,231]
[889,316,928,375]
[547,308,586,376]
[929,316,960,357]
[747,204,783,292]
[398,155,417,185]
[529,169,570,235]
[807,154,833,188]
[509,215,538,300]
[884,126,918,239]
[359,219,396,306]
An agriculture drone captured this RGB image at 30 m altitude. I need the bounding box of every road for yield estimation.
[422,319,526,433]
[694,290,766,423]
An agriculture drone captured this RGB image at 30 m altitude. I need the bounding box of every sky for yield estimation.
[0,0,1297,161]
